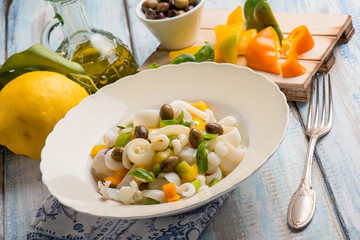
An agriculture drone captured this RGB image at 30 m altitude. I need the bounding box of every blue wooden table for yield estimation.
[1,0,360,239]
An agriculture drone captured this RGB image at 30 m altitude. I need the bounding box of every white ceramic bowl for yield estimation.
[41,62,289,219]
[136,0,206,50]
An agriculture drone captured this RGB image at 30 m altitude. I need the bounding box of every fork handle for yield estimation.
[287,136,317,229]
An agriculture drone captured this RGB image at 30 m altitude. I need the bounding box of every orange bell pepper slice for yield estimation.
[169,46,203,61]
[245,26,281,74]
[281,54,306,78]
[104,168,129,186]
[282,25,314,56]
[162,182,180,202]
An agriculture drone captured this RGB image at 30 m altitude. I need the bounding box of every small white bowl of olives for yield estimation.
[136,0,206,50]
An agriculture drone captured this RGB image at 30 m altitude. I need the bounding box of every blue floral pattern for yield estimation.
[27,192,230,240]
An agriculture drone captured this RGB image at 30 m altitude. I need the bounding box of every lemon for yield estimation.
[0,71,89,159]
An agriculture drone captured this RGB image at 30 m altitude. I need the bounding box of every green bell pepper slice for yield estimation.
[244,0,283,42]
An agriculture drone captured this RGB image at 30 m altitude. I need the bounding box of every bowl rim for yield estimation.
[40,62,289,219]
[136,0,206,23]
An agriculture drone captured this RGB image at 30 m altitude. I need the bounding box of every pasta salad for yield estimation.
[91,100,246,205]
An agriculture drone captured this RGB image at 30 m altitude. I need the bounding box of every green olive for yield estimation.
[145,0,159,9]
[111,147,124,162]
[189,128,204,148]
[161,156,180,172]
[160,104,174,120]
[134,125,148,139]
[205,122,224,135]
[176,10,186,15]
[174,0,189,9]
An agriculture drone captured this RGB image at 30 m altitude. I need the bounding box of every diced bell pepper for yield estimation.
[245,26,281,74]
[282,25,314,56]
[152,148,174,163]
[280,52,307,78]
[238,29,257,55]
[90,144,107,159]
[190,101,209,112]
[175,161,198,183]
[162,182,181,202]
[169,46,203,61]
[104,168,129,186]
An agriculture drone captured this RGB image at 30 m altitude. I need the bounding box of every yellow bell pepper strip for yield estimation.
[214,25,242,64]
[90,144,107,158]
[175,161,198,182]
[226,6,244,26]
[162,182,181,202]
[169,46,203,61]
[282,25,314,56]
[238,29,257,55]
[190,101,209,112]
[104,168,129,186]
[280,54,307,78]
[244,0,283,42]
[245,26,281,74]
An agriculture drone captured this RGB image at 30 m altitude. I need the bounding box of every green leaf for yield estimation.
[160,111,184,127]
[114,132,132,148]
[0,44,97,93]
[196,141,208,174]
[117,123,134,130]
[203,133,218,141]
[171,53,195,64]
[194,42,215,62]
[149,62,161,69]
[182,120,197,128]
[128,169,156,182]
[145,198,160,205]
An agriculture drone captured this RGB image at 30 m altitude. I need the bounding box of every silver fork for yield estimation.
[287,73,333,229]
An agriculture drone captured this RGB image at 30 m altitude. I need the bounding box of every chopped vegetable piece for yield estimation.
[162,182,180,202]
[226,6,244,27]
[214,25,242,64]
[282,25,314,56]
[128,168,156,182]
[145,197,160,205]
[245,26,281,74]
[196,141,208,174]
[203,132,218,141]
[176,161,199,182]
[169,46,203,61]
[238,29,257,55]
[104,168,129,186]
[192,117,206,131]
[148,62,161,69]
[189,179,201,191]
[209,178,219,186]
[114,132,132,148]
[153,162,162,175]
[244,0,283,41]
[190,101,209,112]
[90,144,107,158]
[280,54,307,78]
[152,148,174,163]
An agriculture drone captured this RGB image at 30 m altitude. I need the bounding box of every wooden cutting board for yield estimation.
[139,9,354,102]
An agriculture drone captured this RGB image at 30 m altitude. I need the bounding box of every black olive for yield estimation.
[134,125,148,139]
[111,147,124,162]
[189,0,196,5]
[161,156,180,172]
[189,128,204,148]
[160,104,174,120]
[205,122,224,135]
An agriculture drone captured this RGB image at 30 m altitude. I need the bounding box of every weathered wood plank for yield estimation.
[200,103,344,239]
[294,0,360,238]
[3,0,133,238]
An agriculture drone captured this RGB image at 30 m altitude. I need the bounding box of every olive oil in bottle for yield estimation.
[70,32,138,89]
[42,0,138,91]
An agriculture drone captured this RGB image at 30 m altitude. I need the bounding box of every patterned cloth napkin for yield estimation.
[27,192,230,240]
